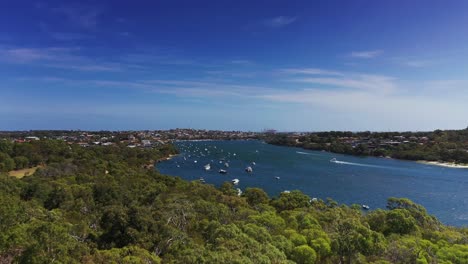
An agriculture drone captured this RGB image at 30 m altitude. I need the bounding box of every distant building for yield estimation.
[263,129,277,134]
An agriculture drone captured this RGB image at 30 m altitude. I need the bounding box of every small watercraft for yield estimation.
[219,169,227,174]
[224,162,229,168]
[362,205,370,210]
[251,162,256,166]
[204,164,211,171]
[236,188,242,196]
[245,166,253,173]
[275,176,280,180]
[232,179,239,185]
[330,158,337,163]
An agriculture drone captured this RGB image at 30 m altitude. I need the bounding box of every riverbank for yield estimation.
[417,160,468,169]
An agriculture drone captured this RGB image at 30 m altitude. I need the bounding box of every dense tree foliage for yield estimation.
[1,140,468,263]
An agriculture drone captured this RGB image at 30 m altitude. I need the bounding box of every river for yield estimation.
[157,140,468,226]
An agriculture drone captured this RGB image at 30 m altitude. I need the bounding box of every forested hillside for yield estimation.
[267,128,468,164]
[1,140,468,263]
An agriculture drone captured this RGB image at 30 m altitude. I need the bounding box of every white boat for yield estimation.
[232,179,239,185]
[362,205,370,210]
[251,162,256,166]
[224,162,229,168]
[204,164,211,171]
[282,190,291,194]
[236,188,242,196]
[330,158,337,163]
[219,169,227,174]
[245,166,253,173]
[194,160,198,163]
[275,176,280,180]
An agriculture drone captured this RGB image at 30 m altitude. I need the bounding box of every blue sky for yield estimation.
[1,0,468,131]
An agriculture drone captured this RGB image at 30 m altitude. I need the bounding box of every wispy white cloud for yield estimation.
[45,63,124,72]
[263,16,297,28]
[350,50,383,59]
[280,68,344,76]
[50,32,90,41]
[290,74,397,93]
[206,70,256,78]
[403,60,433,68]
[230,60,253,65]
[0,46,127,72]
[0,47,78,63]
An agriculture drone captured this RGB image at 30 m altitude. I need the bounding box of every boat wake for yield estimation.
[296,151,319,156]
[332,160,387,169]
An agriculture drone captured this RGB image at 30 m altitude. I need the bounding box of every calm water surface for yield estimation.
[157,140,468,226]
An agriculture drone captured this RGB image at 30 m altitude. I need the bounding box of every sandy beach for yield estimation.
[417,160,468,169]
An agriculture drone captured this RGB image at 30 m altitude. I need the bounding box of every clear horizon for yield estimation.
[2,1,468,131]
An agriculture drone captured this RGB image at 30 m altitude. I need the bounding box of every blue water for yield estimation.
[157,140,468,226]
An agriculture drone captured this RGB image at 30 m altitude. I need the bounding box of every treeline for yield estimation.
[1,141,468,263]
[0,139,177,172]
[266,128,468,163]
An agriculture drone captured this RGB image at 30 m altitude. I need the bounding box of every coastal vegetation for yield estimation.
[266,128,468,165]
[1,140,468,263]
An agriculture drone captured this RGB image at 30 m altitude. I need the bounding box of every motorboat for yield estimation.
[204,164,211,171]
[245,166,253,173]
[232,179,239,185]
[362,205,370,210]
[219,169,227,174]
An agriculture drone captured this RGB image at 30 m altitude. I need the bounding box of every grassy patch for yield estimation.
[8,166,42,178]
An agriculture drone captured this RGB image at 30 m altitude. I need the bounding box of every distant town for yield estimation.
[0,129,261,149]
[1,128,467,165]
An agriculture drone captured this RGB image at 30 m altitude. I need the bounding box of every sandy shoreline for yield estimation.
[165,154,177,160]
[417,160,468,169]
